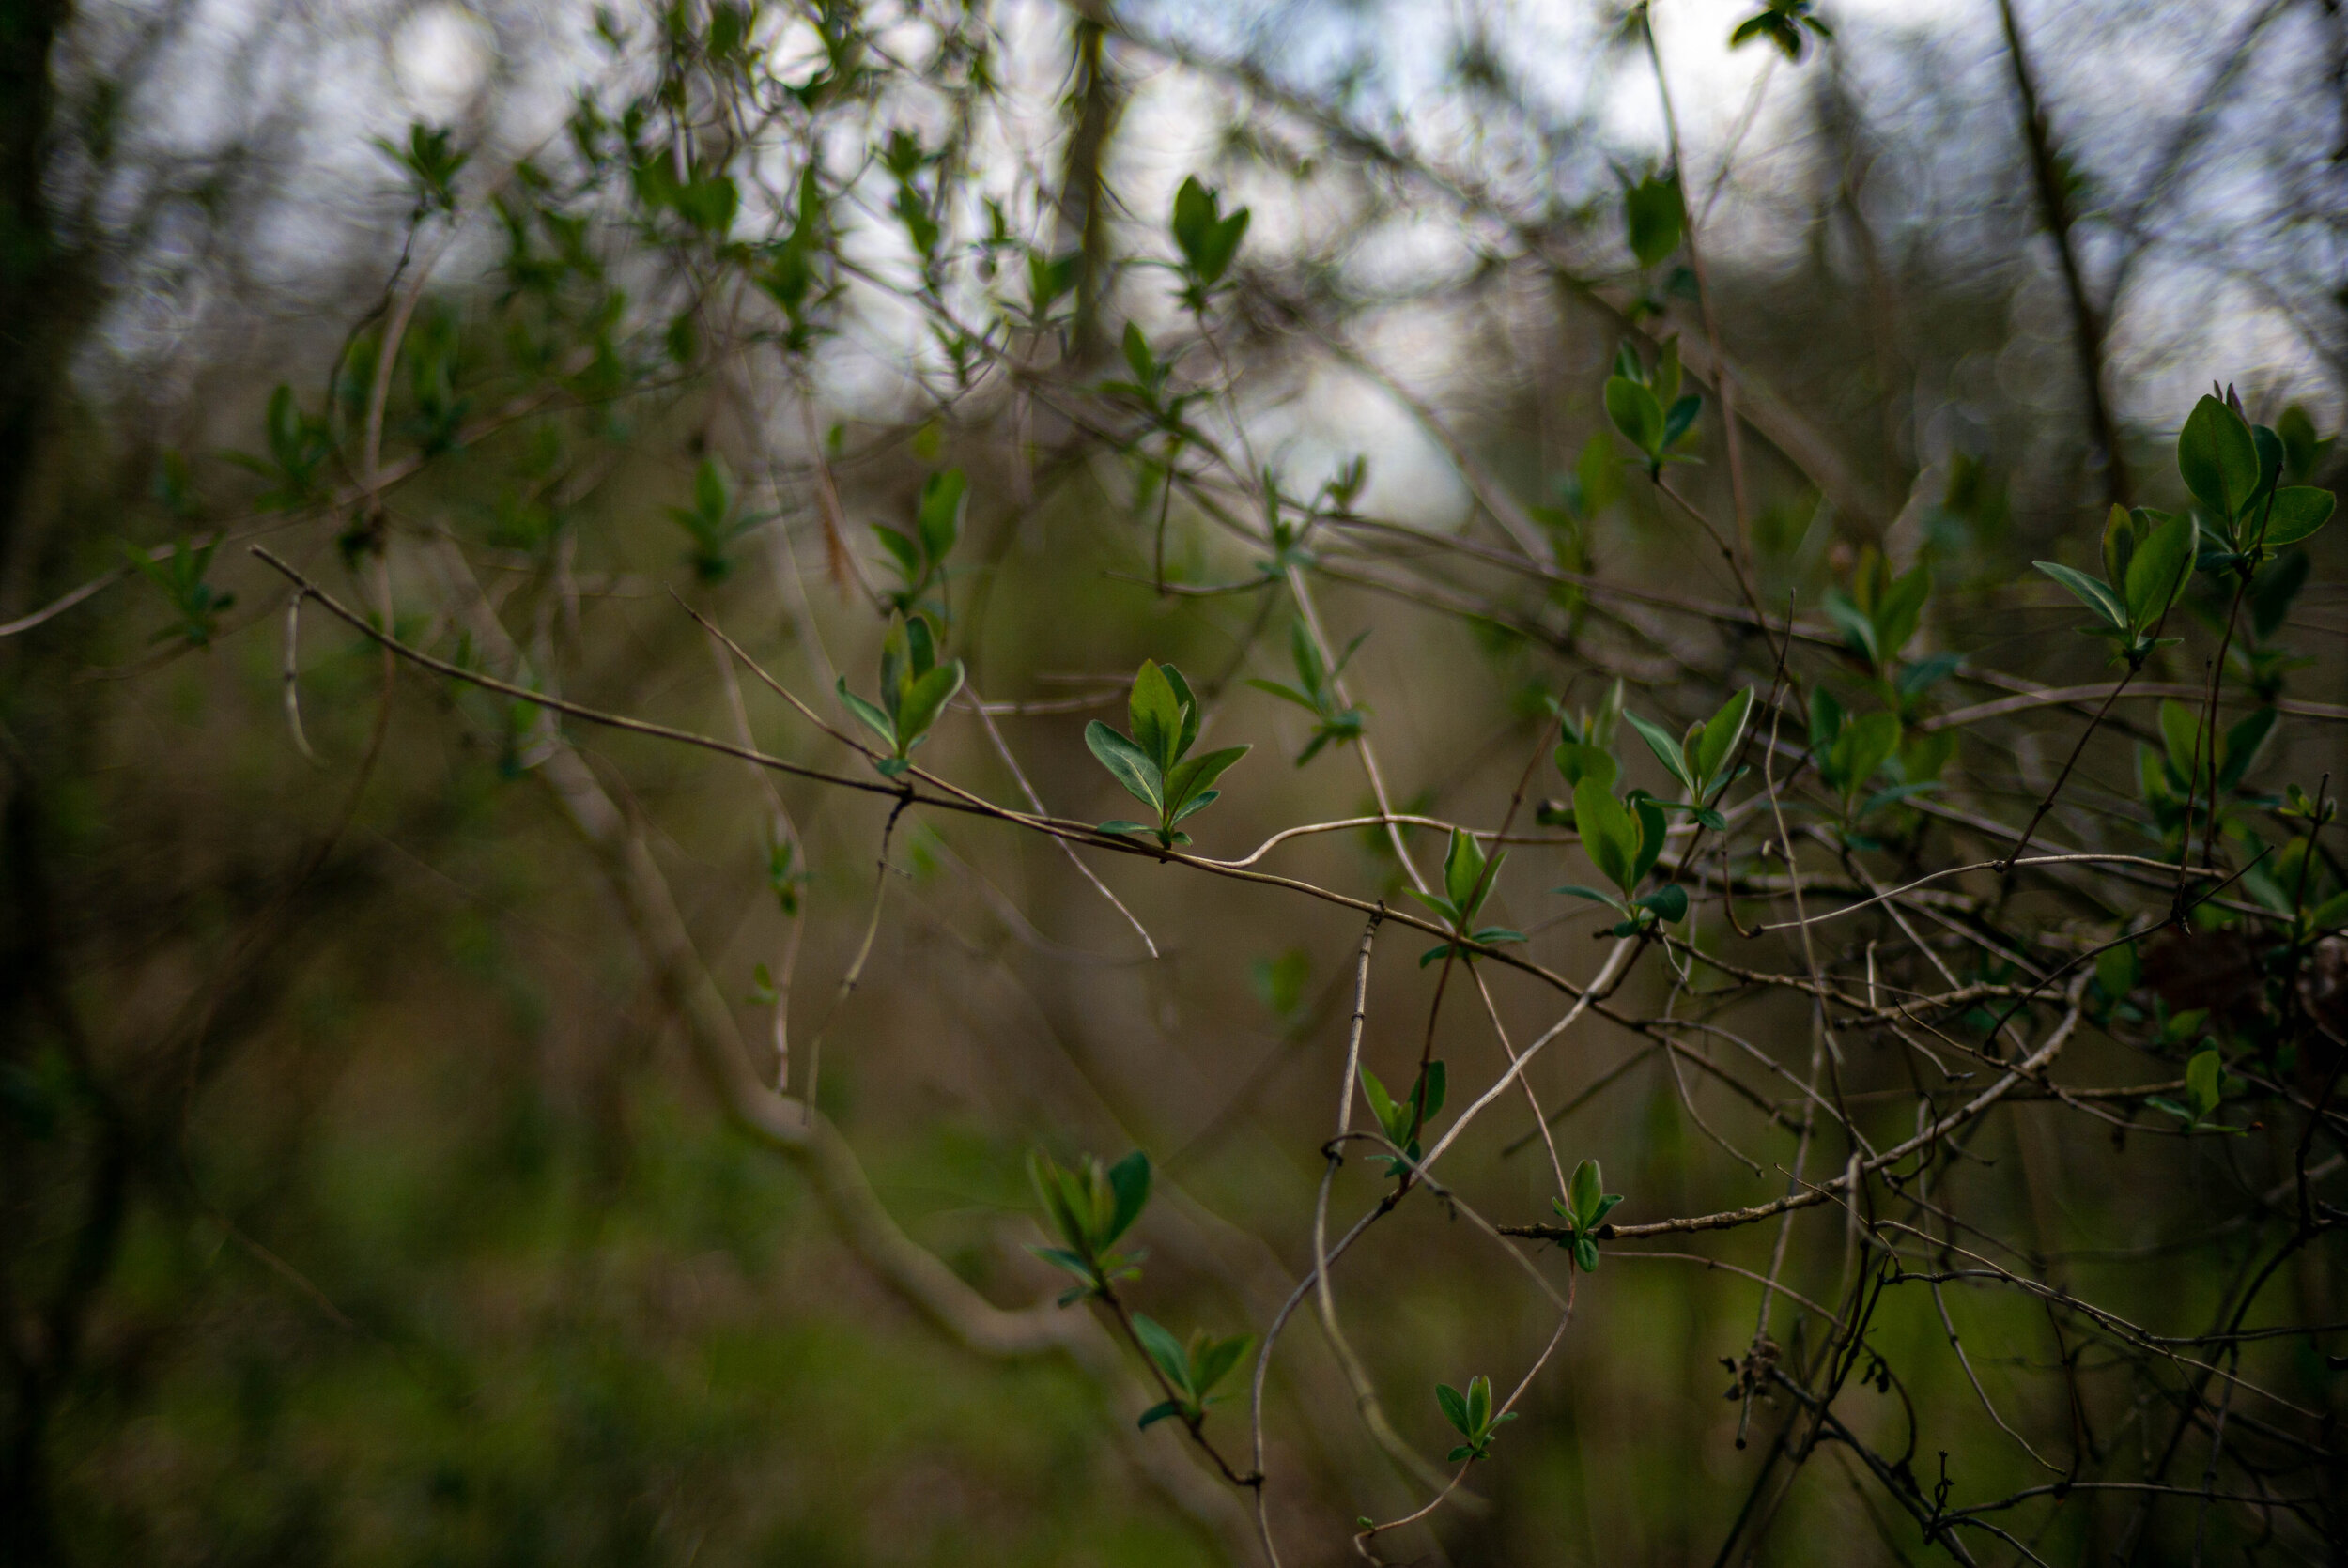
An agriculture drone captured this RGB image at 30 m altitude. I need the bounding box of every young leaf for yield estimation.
[1570,1159,1602,1224]
[1128,661,1186,771]
[1573,778,1640,896]
[893,660,965,753]
[1165,745,1249,815]
[1604,377,1664,458]
[2122,507,2194,627]
[1087,722,1165,811]
[1131,1313,1191,1389]
[1695,688,1754,791]
[1553,742,1619,792]
[1105,1149,1151,1244]
[1191,1333,1251,1400]
[2033,561,2126,632]
[2157,699,2201,783]
[1628,795,1670,888]
[2178,394,2260,524]
[1622,173,1683,269]
[1443,827,1491,918]
[838,680,897,750]
[1360,1066,1401,1140]
[1626,711,1696,794]
[916,468,966,562]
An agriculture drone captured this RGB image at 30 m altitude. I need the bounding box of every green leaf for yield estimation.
[1466,1374,1491,1435]
[1403,887,1460,924]
[1131,1313,1192,1389]
[872,526,922,583]
[1635,884,1689,922]
[1443,827,1491,916]
[838,680,897,750]
[1170,176,1249,287]
[1417,1060,1446,1122]
[1191,1333,1251,1398]
[1136,1400,1182,1430]
[1570,1158,1602,1225]
[2122,507,2194,629]
[2304,890,2348,932]
[2157,699,2201,783]
[1623,173,1684,269]
[1087,722,1165,812]
[1106,1149,1151,1243]
[1808,686,1844,747]
[1167,789,1222,826]
[1821,591,1879,664]
[2185,1048,2222,1119]
[1128,660,1186,771]
[2179,394,2261,523]
[2095,940,2139,1000]
[1662,393,1703,451]
[894,659,965,753]
[1165,745,1249,816]
[1871,564,1931,662]
[2033,561,2126,632]
[1573,1236,1600,1273]
[1553,742,1619,792]
[1604,377,1665,457]
[1695,688,1754,790]
[1246,677,1319,714]
[1435,1382,1472,1437]
[1629,795,1669,887]
[1121,322,1156,386]
[1030,1244,1094,1281]
[2100,503,2140,587]
[1830,712,1902,801]
[1552,884,1624,909]
[2257,485,2334,548]
[1625,711,1696,794]
[1360,1066,1401,1141]
[916,468,966,562]
[1573,777,1639,896]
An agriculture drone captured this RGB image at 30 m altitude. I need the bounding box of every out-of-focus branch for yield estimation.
[1998,0,2129,506]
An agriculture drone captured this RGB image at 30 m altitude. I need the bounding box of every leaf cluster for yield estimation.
[872,468,964,620]
[1626,687,1753,831]
[1087,662,1247,848]
[374,121,469,218]
[1603,337,1703,479]
[1549,1158,1624,1273]
[1434,1374,1517,1463]
[838,612,965,777]
[123,536,236,648]
[1360,1059,1444,1179]
[2178,392,2335,575]
[225,386,333,512]
[1247,620,1367,765]
[1028,1147,1151,1306]
[1729,0,1833,60]
[1554,779,1677,933]
[1131,1314,1251,1431]
[1168,176,1250,312]
[2033,504,2196,667]
[1407,829,1524,965]
[665,456,756,583]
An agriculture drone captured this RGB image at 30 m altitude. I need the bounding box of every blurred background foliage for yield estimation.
[2,0,2345,1563]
